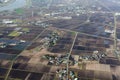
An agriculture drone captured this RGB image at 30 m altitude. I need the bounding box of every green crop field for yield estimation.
[15,8,24,15]
[22,28,30,32]
[8,31,21,37]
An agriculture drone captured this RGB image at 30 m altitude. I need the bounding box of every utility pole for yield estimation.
[32,10,34,17]
[114,13,120,60]
[114,13,117,51]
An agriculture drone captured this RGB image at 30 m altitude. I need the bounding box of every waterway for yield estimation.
[0,0,27,11]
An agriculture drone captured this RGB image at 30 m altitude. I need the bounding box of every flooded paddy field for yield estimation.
[0,26,45,60]
[0,53,17,60]
[0,38,30,55]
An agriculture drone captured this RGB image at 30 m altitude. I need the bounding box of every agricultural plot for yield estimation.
[47,31,75,54]
[8,69,56,80]
[4,28,76,77]
[0,78,4,80]
[8,31,21,37]
[27,28,75,54]
[72,33,114,56]
[12,62,52,73]
[28,73,43,80]
[0,38,30,55]
[26,29,53,50]
[69,68,112,80]
[48,14,88,29]
[0,67,8,77]
[0,26,45,61]
[15,26,45,41]
[9,70,29,80]
[0,53,16,60]
[48,13,114,39]
[0,60,11,68]
[0,24,116,80]
[0,27,15,39]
